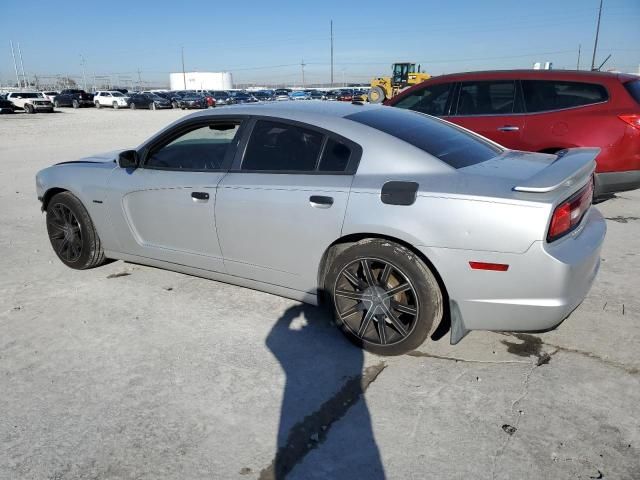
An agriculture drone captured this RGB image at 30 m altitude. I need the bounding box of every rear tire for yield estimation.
[95,101,101,109]
[72,99,79,108]
[149,102,156,110]
[130,102,136,110]
[324,239,443,355]
[54,100,60,108]
[24,104,35,114]
[46,191,107,270]
[113,102,119,110]
[368,86,386,104]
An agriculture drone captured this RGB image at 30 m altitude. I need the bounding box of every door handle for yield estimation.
[191,191,210,202]
[497,125,520,132]
[309,195,333,208]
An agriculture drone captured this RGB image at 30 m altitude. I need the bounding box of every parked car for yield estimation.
[290,91,311,101]
[178,93,207,109]
[35,102,604,355]
[94,91,130,109]
[337,90,354,102]
[54,89,94,108]
[41,91,59,103]
[0,98,16,114]
[6,91,54,113]
[128,93,172,110]
[388,70,640,197]
[309,90,326,100]
[150,91,176,105]
[325,90,340,101]
[208,91,232,106]
[252,90,275,101]
[229,91,258,104]
[274,89,291,101]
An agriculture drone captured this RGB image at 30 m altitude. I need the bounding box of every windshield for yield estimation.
[346,108,502,169]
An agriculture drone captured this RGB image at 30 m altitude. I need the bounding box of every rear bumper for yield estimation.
[594,170,640,196]
[420,207,606,333]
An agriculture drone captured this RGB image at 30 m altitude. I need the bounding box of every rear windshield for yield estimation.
[624,80,640,105]
[346,108,501,169]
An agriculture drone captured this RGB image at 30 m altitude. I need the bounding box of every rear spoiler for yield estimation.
[513,148,599,193]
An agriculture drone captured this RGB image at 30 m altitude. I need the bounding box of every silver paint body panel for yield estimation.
[36,102,606,334]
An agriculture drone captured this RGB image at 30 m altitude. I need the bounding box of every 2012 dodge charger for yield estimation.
[36,103,605,355]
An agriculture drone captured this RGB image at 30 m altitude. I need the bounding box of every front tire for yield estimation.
[24,104,35,114]
[113,102,119,110]
[72,99,79,108]
[130,102,136,110]
[95,101,101,109]
[54,100,60,108]
[149,102,156,110]
[368,86,386,104]
[324,239,443,355]
[46,192,106,270]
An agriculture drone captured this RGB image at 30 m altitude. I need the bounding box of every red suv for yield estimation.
[387,70,640,197]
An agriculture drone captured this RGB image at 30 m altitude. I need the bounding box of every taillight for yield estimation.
[618,114,640,130]
[547,179,594,242]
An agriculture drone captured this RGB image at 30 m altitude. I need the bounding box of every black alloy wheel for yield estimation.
[47,203,83,264]
[325,239,443,355]
[334,257,419,347]
[46,192,106,270]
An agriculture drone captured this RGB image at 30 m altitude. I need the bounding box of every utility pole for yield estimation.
[80,55,87,91]
[301,58,306,88]
[10,41,20,87]
[591,0,603,71]
[17,42,27,88]
[137,68,142,90]
[181,46,186,89]
[577,44,581,70]
[330,20,334,87]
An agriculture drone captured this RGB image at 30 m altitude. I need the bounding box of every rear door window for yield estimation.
[392,83,453,116]
[242,120,324,172]
[521,80,608,112]
[455,81,517,115]
[347,108,501,169]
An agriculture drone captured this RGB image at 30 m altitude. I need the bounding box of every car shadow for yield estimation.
[262,303,385,480]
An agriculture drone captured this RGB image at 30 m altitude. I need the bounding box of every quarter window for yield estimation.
[456,81,516,115]
[145,122,241,170]
[521,80,608,112]
[318,138,351,172]
[242,120,323,172]
[393,83,452,116]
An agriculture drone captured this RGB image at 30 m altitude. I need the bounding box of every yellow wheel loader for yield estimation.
[368,62,430,104]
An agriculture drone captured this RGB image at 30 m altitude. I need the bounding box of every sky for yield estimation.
[1,0,639,88]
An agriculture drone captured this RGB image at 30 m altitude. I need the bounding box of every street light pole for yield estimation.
[590,0,603,71]
[80,55,87,91]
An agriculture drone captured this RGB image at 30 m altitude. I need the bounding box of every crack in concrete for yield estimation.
[605,216,640,223]
[491,359,539,480]
[544,342,639,375]
[406,350,528,365]
[258,361,386,480]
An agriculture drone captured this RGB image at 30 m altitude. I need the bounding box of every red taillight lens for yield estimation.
[547,179,594,242]
[619,114,640,130]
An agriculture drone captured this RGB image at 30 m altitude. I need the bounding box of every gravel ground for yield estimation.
[1,107,639,480]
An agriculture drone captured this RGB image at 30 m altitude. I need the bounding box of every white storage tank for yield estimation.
[170,72,233,90]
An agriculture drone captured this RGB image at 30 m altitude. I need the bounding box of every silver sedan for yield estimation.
[35,103,605,355]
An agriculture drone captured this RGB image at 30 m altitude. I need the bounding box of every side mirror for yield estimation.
[118,150,139,169]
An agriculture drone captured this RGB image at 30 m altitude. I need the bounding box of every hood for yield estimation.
[56,149,126,166]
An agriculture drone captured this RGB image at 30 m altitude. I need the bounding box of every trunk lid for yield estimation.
[459,148,597,197]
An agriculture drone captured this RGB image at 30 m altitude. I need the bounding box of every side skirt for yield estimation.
[104,250,319,306]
